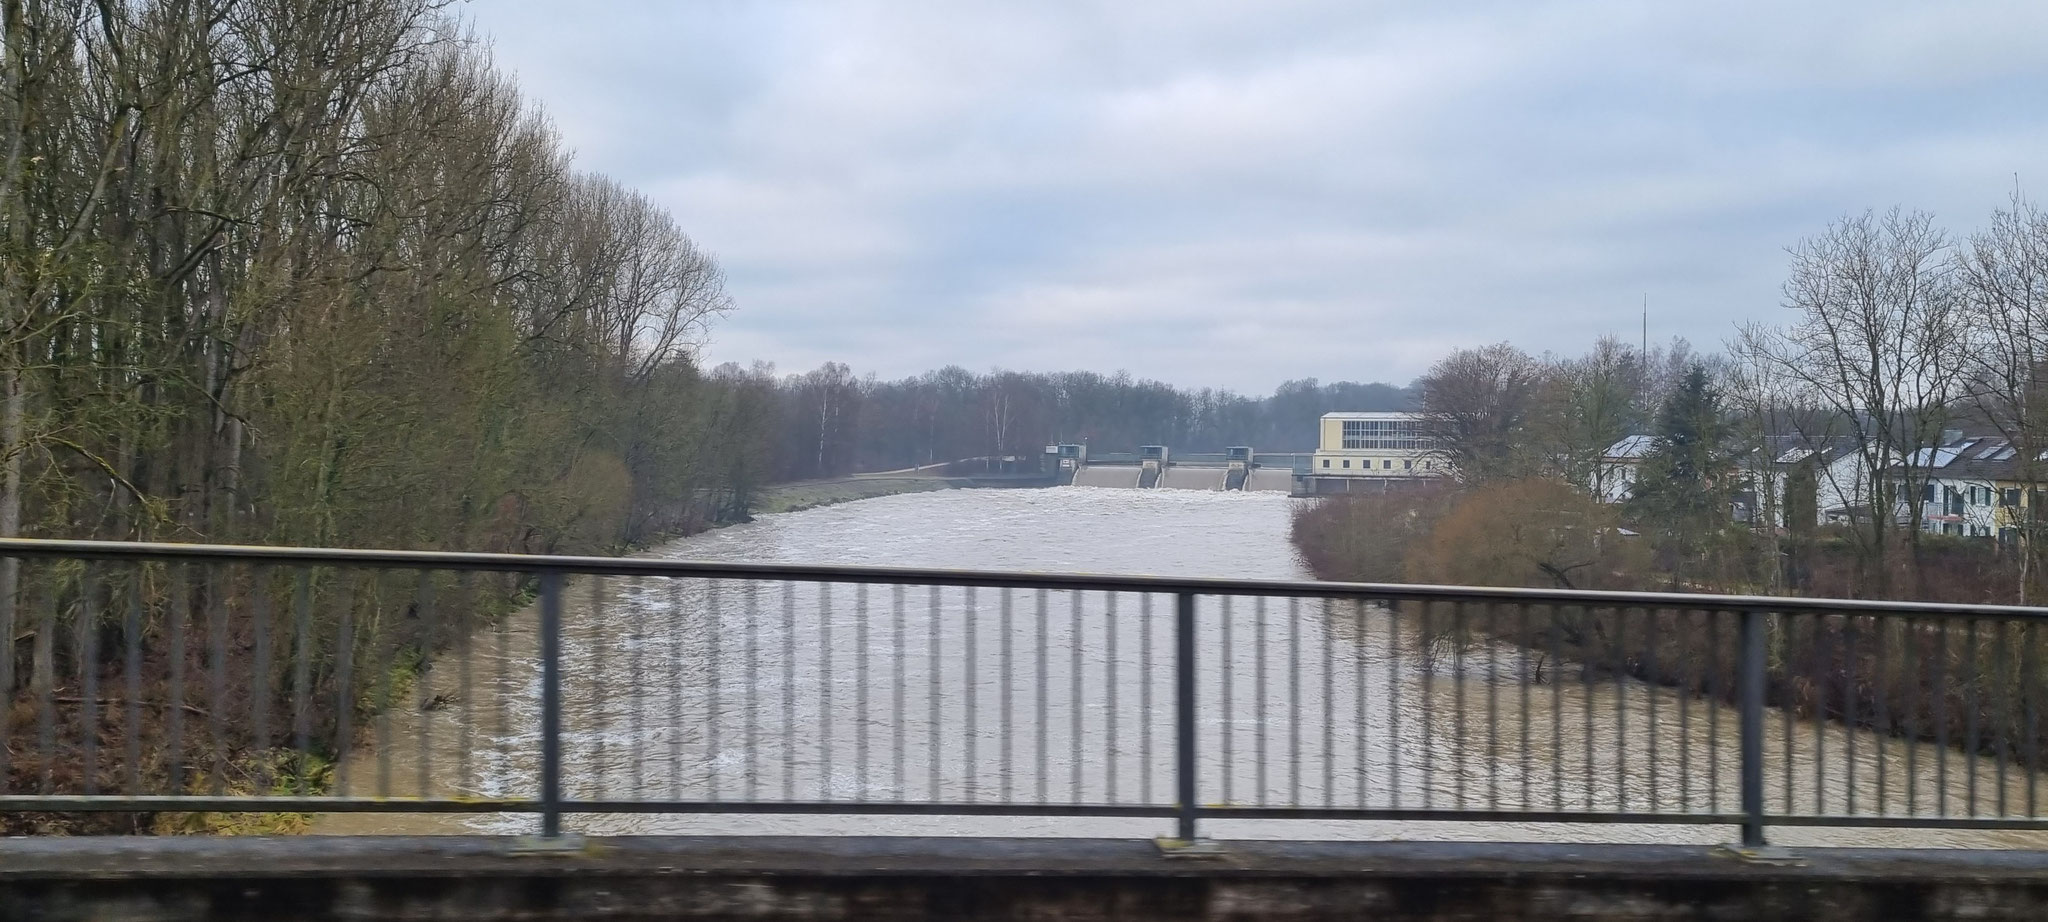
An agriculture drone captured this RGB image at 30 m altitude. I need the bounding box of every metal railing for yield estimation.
[3,537,2048,845]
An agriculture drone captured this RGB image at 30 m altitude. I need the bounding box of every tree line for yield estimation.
[764,364,1413,481]
[0,0,783,826]
[1332,200,2048,604]
[1294,197,2048,789]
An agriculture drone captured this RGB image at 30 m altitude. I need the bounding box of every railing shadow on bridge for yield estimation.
[2,537,2048,847]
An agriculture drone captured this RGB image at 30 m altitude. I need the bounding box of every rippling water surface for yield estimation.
[320,487,2048,846]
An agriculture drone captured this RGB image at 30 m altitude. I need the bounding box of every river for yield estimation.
[319,486,2048,846]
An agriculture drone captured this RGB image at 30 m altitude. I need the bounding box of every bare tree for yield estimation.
[1417,343,1548,482]
[1956,192,2048,600]
[1736,208,1964,596]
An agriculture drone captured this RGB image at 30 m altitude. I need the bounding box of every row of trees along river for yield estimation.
[0,0,1424,830]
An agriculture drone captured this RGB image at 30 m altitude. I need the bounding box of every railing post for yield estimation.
[1739,607,1766,847]
[1175,591,1199,842]
[539,571,564,839]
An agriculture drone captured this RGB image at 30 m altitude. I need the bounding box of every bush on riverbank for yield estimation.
[1295,479,2048,782]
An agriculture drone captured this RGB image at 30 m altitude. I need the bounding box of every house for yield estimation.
[1589,435,1656,504]
[1900,430,2036,540]
[1763,437,1869,531]
[1303,412,1446,493]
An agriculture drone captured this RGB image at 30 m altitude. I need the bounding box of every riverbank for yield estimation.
[747,475,957,516]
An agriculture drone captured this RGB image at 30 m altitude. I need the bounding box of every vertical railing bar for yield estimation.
[167,564,187,796]
[1139,593,1152,805]
[455,571,474,797]
[1420,600,1433,810]
[586,577,608,803]
[245,565,268,797]
[1680,609,1694,811]
[627,575,646,799]
[1288,596,1301,808]
[331,574,353,797]
[373,573,398,799]
[1221,596,1234,805]
[1486,603,1499,813]
[206,567,227,796]
[668,578,686,802]
[1255,596,1269,806]
[1708,609,1721,815]
[1582,606,1594,813]
[1612,605,1626,813]
[414,569,437,801]
[537,571,564,839]
[1322,598,1335,810]
[857,583,871,804]
[1965,618,1981,817]
[930,585,944,802]
[1645,607,1659,813]
[32,569,53,790]
[1551,604,1563,812]
[129,577,147,790]
[1907,615,1920,815]
[1070,589,1083,805]
[1104,591,1117,805]
[1174,591,1198,842]
[1996,618,2010,817]
[1035,588,1047,804]
[1782,615,1794,815]
[1002,588,1016,803]
[0,555,15,793]
[289,571,309,798]
[746,580,762,803]
[1388,599,1402,810]
[492,573,511,801]
[1876,612,1891,816]
[963,585,977,803]
[76,565,100,795]
[1813,614,1827,817]
[2027,619,2040,818]
[1957,614,1974,819]
[894,584,907,801]
[1518,603,1531,811]
[1846,615,1861,816]
[1937,618,1950,817]
[815,582,830,802]
[783,581,797,803]
[1739,606,1766,847]
[1451,600,1466,810]
[1355,600,1369,810]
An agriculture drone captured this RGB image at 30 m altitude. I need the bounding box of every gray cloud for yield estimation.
[463,0,2048,391]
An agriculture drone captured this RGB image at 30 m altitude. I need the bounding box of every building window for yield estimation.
[1341,418,1420,450]
[1383,459,1392,469]
[2003,488,2022,507]
[1342,459,1350,469]
[1322,459,1330,468]
[1924,483,1936,503]
[1404,459,1413,470]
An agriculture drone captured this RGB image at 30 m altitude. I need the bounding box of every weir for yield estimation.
[1060,444,1298,492]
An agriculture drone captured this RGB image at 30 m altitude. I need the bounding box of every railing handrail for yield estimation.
[2,536,2042,619]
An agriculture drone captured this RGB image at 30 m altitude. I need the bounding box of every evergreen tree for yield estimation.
[1627,363,1737,579]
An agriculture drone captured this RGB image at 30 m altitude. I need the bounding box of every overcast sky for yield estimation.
[462,1,2048,393]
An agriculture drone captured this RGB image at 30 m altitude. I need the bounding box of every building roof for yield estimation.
[1320,411,1422,421]
[1902,429,2045,483]
[1603,435,1658,460]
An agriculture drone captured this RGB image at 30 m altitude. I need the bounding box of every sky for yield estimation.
[461,1,2048,393]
